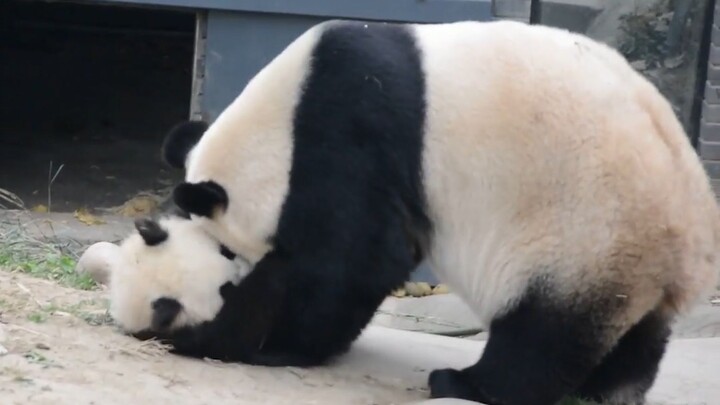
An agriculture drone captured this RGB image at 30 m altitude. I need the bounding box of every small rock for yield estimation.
[0,344,7,356]
[390,288,407,298]
[36,343,50,350]
[630,60,647,71]
[663,53,685,69]
[0,323,6,343]
[405,282,432,297]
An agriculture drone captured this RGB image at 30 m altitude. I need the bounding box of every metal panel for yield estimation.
[197,11,322,121]
[189,10,207,122]
[83,0,493,23]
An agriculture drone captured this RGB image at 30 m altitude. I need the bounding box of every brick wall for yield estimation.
[700,2,720,197]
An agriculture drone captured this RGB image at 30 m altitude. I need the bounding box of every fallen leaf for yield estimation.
[31,204,48,213]
[432,284,450,295]
[405,281,432,297]
[74,207,106,226]
[112,194,161,217]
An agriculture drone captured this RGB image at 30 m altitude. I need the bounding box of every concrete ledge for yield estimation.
[372,294,482,336]
[702,100,720,123]
[0,210,133,246]
[704,82,720,105]
[373,292,719,340]
[699,139,720,160]
[700,120,720,142]
[706,63,720,83]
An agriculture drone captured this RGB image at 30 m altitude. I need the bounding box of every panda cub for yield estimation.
[161,19,719,405]
[102,212,299,363]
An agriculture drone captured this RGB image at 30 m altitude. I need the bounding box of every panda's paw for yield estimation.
[428,368,479,400]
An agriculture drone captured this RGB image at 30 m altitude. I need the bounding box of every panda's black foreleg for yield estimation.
[572,308,671,404]
[428,285,619,405]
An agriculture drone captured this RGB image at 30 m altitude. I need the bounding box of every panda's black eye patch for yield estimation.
[220,245,236,260]
[151,297,182,331]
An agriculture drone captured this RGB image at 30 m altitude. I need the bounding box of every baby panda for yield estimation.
[78,212,297,363]
[160,19,719,405]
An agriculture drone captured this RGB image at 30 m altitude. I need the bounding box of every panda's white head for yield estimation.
[77,214,250,338]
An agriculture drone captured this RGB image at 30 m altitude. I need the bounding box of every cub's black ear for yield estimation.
[151,297,182,331]
[220,245,236,260]
[162,120,208,169]
[173,181,228,218]
[134,218,169,246]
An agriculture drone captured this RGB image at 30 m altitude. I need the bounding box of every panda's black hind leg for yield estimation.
[428,284,622,405]
[573,309,671,405]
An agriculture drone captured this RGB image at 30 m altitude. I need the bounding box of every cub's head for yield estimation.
[77,213,250,339]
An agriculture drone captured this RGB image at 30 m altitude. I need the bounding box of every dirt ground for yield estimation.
[1,267,719,405]
[0,271,436,405]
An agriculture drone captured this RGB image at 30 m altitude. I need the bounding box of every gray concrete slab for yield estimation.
[0,209,134,246]
[373,292,720,341]
[372,294,483,336]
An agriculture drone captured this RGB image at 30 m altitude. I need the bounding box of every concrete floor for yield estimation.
[2,209,719,404]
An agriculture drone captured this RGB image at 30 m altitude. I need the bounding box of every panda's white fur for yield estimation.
[162,19,720,404]
[181,25,321,265]
[109,216,249,334]
[414,21,719,325]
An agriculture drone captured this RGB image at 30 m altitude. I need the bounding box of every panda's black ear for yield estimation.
[161,120,208,169]
[173,181,228,218]
[134,218,169,246]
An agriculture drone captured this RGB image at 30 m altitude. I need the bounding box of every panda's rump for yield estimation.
[415,21,718,325]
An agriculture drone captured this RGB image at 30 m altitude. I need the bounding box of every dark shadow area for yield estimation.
[0,0,195,212]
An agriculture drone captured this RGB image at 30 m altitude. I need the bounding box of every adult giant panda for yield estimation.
[162,19,720,405]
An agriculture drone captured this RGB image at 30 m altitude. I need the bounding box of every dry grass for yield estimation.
[100,187,172,218]
[0,212,96,290]
[0,270,172,364]
[0,187,25,210]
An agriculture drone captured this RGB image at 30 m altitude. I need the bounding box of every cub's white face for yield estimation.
[109,216,251,334]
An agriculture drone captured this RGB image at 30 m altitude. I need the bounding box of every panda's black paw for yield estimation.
[428,368,479,400]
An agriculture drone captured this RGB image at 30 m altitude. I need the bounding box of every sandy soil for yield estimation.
[0,271,435,405]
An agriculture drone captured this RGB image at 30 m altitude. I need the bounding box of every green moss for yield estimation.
[26,312,47,323]
[0,248,96,290]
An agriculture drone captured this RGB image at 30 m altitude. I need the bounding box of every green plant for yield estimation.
[0,249,96,290]
[27,312,47,323]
